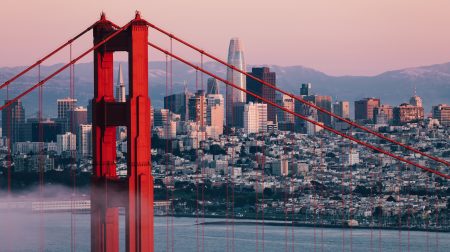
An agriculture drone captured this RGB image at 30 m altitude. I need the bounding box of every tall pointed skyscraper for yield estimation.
[115,64,126,102]
[226,38,246,127]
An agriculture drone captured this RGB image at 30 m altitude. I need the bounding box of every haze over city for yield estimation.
[2,0,450,75]
[1,1,450,251]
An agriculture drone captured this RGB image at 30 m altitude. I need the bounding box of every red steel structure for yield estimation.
[1,11,450,252]
[91,12,152,251]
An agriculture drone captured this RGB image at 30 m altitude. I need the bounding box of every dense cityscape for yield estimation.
[0,37,449,232]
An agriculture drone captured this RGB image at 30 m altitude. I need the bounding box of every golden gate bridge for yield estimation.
[0,11,449,252]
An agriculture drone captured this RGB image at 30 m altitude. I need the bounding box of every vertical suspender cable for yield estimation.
[200,53,205,252]
[165,54,170,252]
[341,143,346,251]
[69,43,77,252]
[370,154,374,252]
[378,155,382,252]
[231,69,235,252]
[398,163,402,252]
[38,63,45,252]
[6,79,11,195]
[320,138,324,252]
[170,38,175,252]
[195,68,200,252]
[425,172,429,252]
[349,128,353,252]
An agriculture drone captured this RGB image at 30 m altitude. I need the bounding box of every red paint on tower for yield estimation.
[91,12,153,252]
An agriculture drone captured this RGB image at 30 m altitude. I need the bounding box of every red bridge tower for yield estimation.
[91,12,153,252]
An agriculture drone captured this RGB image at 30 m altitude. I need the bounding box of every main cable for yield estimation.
[145,21,450,168]
[0,22,132,112]
[147,41,450,180]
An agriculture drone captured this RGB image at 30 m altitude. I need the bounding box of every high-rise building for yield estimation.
[207,78,219,95]
[354,98,380,123]
[155,120,177,140]
[78,124,92,157]
[300,83,312,96]
[295,95,318,134]
[115,64,126,102]
[393,103,424,125]
[2,100,25,144]
[164,90,192,121]
[188,90,207,126]
[409,95,423,108]
[31,119,62,142]
[56,132,76,155]
[432,104,450,126]
[246,67,277,123]
[153,109,169,127]
[226,38,246,127]
[243,102,267,134]
[333,101,350,119]
[305,95,332,126]
[373,105,393,125]
[57,98,77,119]
[231,102,246,128]
[206,94,224,137]
[276,94,295,130]
[67,106,88,134]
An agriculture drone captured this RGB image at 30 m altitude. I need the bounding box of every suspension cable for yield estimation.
[0,22,132,112]
[0,24,95,91]
[145,21,450,168]
[38,63,45,252]
[147,41,450,180]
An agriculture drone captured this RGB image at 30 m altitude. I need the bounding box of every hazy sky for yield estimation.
[1,0,450,76]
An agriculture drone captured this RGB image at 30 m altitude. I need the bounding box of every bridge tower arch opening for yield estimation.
[91,11,153,252]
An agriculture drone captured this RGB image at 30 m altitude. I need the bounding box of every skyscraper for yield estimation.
[354,98,380,123]
[56,132,76,155]
[57,97,77,133]
[78,124,92,157]
[333,101,350,119]
[153,109,169,127]
[2,100,25,144]
[31,119,62,142]
[164,91,192,121]
[432,104,450,126]
[373,105,393,125]
[243,102,267,134]
[67,106,88,135]
[276,93,295,130]
[246,67,277,123]
[409,95,423,108]
[309,95,333,126]
[115,64,126,102]
[393,103,424,125]
[207,78,219,95]
[57,98,77,119]
[226,38,246,127]
[188,90,207,126]
[206,93,224,137]
[300,83,312,96]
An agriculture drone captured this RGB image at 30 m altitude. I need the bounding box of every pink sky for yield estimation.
[1,0,450,76]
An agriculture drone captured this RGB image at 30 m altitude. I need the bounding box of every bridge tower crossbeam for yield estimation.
[91,12,153,252]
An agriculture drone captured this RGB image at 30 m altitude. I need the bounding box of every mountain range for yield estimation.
[0,61,449,118]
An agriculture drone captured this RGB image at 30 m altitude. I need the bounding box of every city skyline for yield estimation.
[1,7,450,251]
